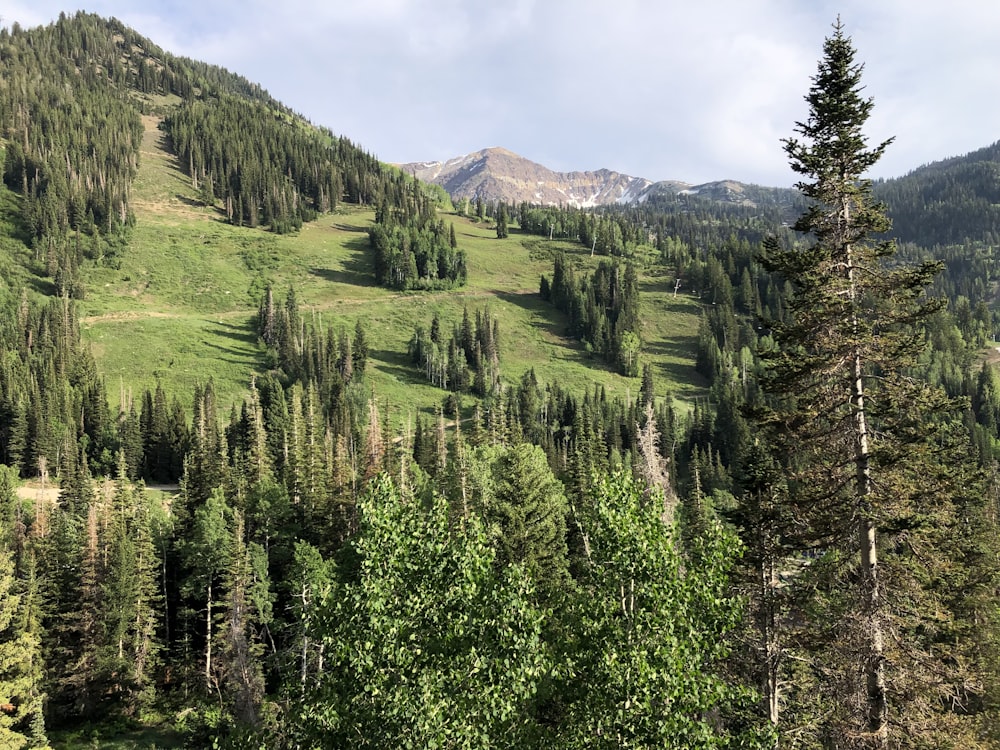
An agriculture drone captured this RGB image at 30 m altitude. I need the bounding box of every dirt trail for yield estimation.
[80,309,252,325]
[16,482,180,503]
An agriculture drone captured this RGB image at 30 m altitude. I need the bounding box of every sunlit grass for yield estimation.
[74,118,706,419]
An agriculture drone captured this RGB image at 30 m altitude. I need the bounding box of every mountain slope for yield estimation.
[81,115,705,412]
[0,12,705,423]
[400,147,797,209]
[401,147,656,207]
[876,140,1000,247]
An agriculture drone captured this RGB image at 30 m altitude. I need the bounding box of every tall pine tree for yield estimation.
[753,20,995,746]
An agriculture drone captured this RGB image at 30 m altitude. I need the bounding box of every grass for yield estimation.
[70,116,707,420]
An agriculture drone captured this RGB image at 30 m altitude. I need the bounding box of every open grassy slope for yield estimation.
[76,116,707,418]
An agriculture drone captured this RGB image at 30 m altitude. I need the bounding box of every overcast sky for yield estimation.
[5,1,998,187]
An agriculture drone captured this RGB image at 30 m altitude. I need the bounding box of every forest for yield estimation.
[1,11,1000,750]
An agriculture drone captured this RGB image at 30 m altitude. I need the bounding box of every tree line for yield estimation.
[540,253,642,375]
[407,305,500,396]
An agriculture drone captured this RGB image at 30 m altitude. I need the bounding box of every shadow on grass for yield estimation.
[201,340,260,365]
[26,275,55,296]
[311,235,375,288]
[332,221,369,233]
[174,193,205,209]
[210,319,258,346]
[50,724,185,749]
[493,290,599,368]
[642,339,708,395]
[200,320,264,369]
[370,347,425,385]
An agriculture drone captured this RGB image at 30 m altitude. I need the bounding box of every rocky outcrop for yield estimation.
[399,147,653,207]
[399,147,788,209]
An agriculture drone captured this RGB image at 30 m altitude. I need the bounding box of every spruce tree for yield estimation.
[754,20,991,746]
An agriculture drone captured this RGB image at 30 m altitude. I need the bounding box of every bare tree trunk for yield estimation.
[854,357,885,746]
[763,552,780,727]
[205,580,213,690]
[848,222,886,746]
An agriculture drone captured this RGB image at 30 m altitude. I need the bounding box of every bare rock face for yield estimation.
[398,147,776,209]
[399,147,655,207]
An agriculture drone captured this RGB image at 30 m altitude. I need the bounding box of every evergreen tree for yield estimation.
[94,465,162,716]
[467,443,570,596]
[496,203,509,239]
[0,546,46,749]
[754,21,991,746]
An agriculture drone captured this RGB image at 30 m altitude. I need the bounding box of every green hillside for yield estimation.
[76,114,705,417]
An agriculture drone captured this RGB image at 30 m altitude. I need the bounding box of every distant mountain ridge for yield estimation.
[398,147,781,208]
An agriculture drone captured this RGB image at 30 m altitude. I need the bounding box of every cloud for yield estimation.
[3,1,999,186]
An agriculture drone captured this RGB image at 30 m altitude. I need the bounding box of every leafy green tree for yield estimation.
[217,509,270,727]
[286,541,334,698]
[618,330,641,377]
[296,475,549,748]
[559,470,769,747]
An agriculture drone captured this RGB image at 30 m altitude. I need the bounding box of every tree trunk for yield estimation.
[848,223,886,746]
[205,580,213,690]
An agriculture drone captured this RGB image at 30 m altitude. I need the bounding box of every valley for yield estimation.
[1,12,999,749]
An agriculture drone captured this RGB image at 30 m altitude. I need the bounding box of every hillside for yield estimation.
[875,139,1000,247]
[80,114,706,415]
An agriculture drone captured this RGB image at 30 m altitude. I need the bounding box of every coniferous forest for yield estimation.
[2,11,1000,750]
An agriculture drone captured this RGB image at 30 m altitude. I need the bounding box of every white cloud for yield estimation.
[3,1,998,186]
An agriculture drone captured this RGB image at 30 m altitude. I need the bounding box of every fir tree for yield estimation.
[755,20,991,746]
[0,546,46,748]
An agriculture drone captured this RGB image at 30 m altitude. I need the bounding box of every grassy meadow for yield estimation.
[74,116,707,420]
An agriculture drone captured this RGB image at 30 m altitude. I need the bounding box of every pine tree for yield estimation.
[100,469,161,715]
[495,203,509,239]
[467,443,570,596]
[755,20,989,746]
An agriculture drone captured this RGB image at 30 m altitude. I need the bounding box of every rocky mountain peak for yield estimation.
[399,147,654,208]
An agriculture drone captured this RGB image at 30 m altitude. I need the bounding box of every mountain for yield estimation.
[399,147,653,207]
[399,147,793,209]
[875,140,1000,248]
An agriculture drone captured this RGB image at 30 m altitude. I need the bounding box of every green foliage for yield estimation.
[367,174,468,289]
[467,443,569,594]
[165,97,354,230]
[543,253,642,374]
[559,470,770,748]
[408,305,500,396]
[743,21,998,745]
[297,475,550,748]
[495,203,509,240]
[8,11,1000,749]
[0,544,46,749]
[0,13,143,251]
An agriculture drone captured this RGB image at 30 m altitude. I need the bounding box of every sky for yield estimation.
[4,1,998,188]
